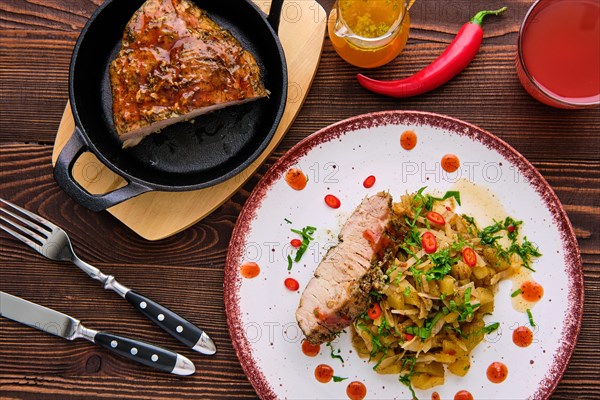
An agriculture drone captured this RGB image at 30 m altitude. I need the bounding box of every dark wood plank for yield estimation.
[1,0,599,399]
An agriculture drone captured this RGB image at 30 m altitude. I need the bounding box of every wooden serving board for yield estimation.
[52,0,327,241]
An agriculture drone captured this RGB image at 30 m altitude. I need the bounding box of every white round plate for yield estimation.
[224,111,582,400]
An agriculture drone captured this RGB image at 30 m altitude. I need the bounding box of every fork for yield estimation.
[0,198,216,355]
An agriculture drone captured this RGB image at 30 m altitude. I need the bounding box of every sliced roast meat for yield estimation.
[109,0,268,148]
[295,192,395,344]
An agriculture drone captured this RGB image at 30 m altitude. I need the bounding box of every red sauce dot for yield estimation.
[454,390,474,400]
[314,364,334,383]
[487,361,508,383]
[324,194,341,209]
[363,175,376,188]
[520,280,544,302]
[432,392,441,400]
[441,154,460,173]
[284,277,299,291]
[513,326,534,347]
[400,130,417,150]
[240,262,260,279]
[346,381,367,400]
[285,168,307,191]
[301,339,320,357]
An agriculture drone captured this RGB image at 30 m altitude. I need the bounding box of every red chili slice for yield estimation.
[405,333,415,341]
[363,175,376,188]
[290,239,302,248]
[367,303,382,320]
[422,232,437,254]
[426,211,446,225]
[284,278,300,291]
[462,247,477,267]
[507,225,515,233]
[324,194,341,209]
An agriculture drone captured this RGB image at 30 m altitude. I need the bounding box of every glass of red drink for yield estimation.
[516,0,600,109]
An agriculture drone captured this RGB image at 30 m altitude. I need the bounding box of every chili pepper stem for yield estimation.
[470,7,508,25]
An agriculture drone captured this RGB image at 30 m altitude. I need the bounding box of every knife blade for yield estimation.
[0,292,195,376]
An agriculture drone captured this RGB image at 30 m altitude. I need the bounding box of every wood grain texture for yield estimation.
[1,0,599,399]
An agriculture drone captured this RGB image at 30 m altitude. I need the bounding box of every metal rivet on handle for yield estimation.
[151,354,158,362]
[176,325,183,333]
[157,314,165,321]
[111,340,118,348]
[140,302,147,309]
[130,347,138,355]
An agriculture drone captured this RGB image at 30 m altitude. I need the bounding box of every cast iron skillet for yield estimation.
[54,0,287,211]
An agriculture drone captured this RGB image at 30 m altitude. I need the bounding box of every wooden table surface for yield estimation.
[1,0,598,399]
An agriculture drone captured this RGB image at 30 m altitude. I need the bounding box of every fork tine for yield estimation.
[0,198,57,231]
[0,215,47,243]
[0,220,44,253]
[0,207,50,239]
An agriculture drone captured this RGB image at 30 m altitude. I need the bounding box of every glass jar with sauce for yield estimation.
[328,0,410,69]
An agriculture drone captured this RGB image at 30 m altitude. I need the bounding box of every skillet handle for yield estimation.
[267,0,284,33]
[53,127,152,212]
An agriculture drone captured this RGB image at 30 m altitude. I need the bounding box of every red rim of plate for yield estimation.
[224,110,583,400]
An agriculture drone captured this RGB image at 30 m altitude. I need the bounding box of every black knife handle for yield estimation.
[125,291,211,353]
[94,332,193,375]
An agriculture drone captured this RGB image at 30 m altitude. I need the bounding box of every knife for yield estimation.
[0,291,195,376]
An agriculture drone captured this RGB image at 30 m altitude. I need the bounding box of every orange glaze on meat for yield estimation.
[285,168,308,190]
[240,262,260,279]
[513,326,534,347]
[109,0,267,143]
[520,280,544,302]
[441,154,460,173]
[400,130,417,150]
[487,361,508,383]
[314,364,334,383]
[346,381,367,400]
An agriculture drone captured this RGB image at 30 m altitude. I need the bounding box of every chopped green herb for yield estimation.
[479,220,504,245]
[291,226,317,262]
[511,288,522,297]
[326,342,344,364]
[332,376,348,383]
[426,249,456,281]
[503,217,522,241]
[437,190,462,206]
[412,187,462,211]
[399,356,418,400]
[369,290,383,301]
[445,325,467,339]
[482,322,500,334]
[527,309,536,327]
[405,312,444,340]
[401,244,421,261]
[404,286,410,296]
[462,214,476,227]
[459,287,475,322]
[287,226,317,269]
[372,346,390,371]
[510,237,542,271]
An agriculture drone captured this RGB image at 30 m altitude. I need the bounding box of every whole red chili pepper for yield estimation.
[357,7,507,98]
